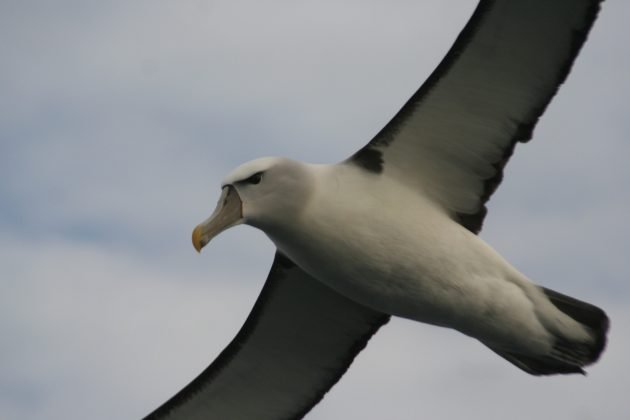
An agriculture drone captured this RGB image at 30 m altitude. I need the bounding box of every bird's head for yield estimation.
[192,157,315,252]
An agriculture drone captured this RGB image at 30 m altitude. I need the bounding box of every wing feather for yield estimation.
[143,253,389,420]
[350,0,603,232]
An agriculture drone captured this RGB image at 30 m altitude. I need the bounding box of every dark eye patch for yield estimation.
[244,172,263,185]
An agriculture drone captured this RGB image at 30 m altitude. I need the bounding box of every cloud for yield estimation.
[0,1,628,419]
[0,233,274,420]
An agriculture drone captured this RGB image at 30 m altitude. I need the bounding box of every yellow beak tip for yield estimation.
[192,226,203,253]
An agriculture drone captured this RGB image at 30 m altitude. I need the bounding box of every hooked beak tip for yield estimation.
[192,185,243,254]
[192,225,204,253]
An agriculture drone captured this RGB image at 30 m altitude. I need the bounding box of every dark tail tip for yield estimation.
[542,287,609,363]
[488,288,609,376]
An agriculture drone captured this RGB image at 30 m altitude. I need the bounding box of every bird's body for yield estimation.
[240,159,591,364]
[145,1,612,419]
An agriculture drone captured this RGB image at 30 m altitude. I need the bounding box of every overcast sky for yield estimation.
[1,1,629,419]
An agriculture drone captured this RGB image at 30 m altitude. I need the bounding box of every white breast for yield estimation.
[266,164,544,343]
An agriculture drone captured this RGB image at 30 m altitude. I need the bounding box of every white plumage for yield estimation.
[145,1,610,419]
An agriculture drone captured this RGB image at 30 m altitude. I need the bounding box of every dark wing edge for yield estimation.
[349,0,604,233]
[143,252,389,420]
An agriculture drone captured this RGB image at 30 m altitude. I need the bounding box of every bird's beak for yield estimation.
[192,185,243,253]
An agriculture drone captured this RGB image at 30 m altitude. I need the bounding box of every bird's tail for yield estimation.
[488,287,609,376]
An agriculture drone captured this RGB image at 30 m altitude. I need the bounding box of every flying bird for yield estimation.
[144,1,610,419]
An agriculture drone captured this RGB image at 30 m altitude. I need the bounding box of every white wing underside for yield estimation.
[351,0,602,233]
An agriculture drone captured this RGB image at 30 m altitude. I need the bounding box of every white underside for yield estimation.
[266,163,590,355]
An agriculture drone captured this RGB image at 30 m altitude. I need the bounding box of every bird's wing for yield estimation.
[349,0,603,233]
[143,252,389,420]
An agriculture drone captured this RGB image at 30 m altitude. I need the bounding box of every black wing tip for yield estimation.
[455,0,605,233]
[511,0,605,146]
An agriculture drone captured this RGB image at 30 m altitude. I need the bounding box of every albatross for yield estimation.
[145,1,610,419]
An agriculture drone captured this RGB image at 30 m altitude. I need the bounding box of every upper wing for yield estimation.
[143,252,389,420]
[350,0,603,233]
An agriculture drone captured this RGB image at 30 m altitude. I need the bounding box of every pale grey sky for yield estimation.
[1,1,629,419]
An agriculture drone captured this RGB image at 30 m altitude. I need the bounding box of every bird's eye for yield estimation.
[244,172,263,185]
